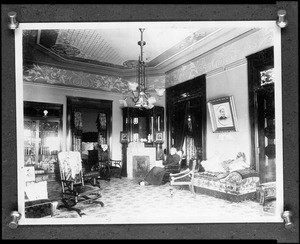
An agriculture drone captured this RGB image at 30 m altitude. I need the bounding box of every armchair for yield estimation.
[57,151,104,217]
[169,159,197,197]
[98,144,123,180]
[162,151,183,184]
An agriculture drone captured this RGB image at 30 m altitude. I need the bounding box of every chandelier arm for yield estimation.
[122,28,158,109]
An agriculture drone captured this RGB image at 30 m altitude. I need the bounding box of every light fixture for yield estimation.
[120,28,165,109]
[43,109,48,117]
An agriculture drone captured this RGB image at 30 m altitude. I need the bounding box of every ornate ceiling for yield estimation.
[24,25,220,71]
[22,23,257,90]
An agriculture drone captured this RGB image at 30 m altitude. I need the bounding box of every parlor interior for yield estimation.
[21,25,278,221]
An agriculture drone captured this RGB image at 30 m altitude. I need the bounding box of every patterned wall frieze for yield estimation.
[165,28,274,87]
[147,75,166,90]
[23,63,131,94]
[24,63,166,93]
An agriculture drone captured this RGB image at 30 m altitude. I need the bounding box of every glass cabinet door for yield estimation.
[24,119,60,182]
[24,120,37,166]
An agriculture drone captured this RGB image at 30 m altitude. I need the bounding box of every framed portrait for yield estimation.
[120,131,128,143]
[207,96,238,133]
[154,131,164,143]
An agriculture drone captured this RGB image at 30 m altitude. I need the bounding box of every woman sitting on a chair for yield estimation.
[140,147,181,186]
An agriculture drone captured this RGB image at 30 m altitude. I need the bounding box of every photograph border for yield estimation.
[13,19,284,226]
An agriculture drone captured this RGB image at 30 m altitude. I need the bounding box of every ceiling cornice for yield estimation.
[157,28,258,74]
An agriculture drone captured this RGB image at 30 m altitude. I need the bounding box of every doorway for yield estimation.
[166,74,207,168]
[247,46,275,183]
[66,97,112,170]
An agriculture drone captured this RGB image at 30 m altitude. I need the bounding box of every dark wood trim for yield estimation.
[246,46,274,170]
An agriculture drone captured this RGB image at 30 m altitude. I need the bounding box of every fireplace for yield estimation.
[126,141,156,178]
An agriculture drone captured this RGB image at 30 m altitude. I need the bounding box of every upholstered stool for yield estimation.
[25,199,58,218]
[83,171,101,187]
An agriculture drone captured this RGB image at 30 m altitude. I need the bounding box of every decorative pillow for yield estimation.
[201,156,227,173]
[227,157,249,172]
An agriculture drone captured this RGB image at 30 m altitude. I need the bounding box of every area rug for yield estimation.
[47,177,277,223]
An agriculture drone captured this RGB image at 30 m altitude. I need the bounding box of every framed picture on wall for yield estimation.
[154,131,164,143]
[120,131,128,143]
[207,96,238,133]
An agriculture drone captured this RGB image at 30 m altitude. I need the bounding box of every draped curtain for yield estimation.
[190,106,202,149]
[190,105,203,161]
[173,101,188,150]
[72,111,82,152]
[173,99,203,163]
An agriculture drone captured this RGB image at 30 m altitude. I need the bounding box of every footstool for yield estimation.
[25,199,58,218]
[83,171,101,187]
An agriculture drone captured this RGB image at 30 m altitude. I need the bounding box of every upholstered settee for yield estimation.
[192,152,260,202]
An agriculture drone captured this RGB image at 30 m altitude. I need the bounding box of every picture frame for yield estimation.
[207,96,238,133]
[154,131,164,143]
[120,131,128,143]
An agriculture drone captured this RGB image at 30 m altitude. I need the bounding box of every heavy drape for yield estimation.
[173,101,188,150]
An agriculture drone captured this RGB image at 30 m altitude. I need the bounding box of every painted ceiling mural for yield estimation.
[23,28,273,93]
[35,28,217,69]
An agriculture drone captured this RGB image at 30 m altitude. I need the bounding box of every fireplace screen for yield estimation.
[132,156,150,180]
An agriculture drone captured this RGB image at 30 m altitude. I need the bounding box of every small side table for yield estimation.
[257,181,276,214]
[257,181,276,205]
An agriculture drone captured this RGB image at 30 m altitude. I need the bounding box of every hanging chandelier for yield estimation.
[120,28,165,109]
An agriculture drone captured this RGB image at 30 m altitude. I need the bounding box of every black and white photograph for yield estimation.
[14,19,284,226]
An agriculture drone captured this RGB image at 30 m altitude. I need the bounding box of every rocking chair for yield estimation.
[57,151,104,217]
[169,159,197,197]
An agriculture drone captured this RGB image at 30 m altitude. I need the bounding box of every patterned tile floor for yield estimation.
[48,177,277,224]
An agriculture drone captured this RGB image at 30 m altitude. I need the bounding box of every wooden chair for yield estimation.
[169,159,197,197]
[57,151,104,217]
